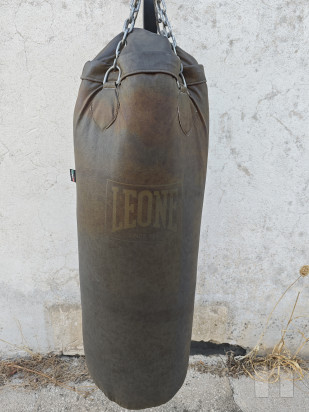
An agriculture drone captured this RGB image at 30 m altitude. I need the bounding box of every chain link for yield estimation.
[103,0,142,84]
[154,0,177,53]
[104,0,186,88]
[154,0,186,87]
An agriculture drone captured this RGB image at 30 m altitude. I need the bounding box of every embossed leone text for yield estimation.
[111,186,179,233]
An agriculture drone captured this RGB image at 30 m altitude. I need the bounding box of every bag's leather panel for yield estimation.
[73,28,209,410]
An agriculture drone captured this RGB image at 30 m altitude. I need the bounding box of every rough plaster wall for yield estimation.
[0,0,308,357]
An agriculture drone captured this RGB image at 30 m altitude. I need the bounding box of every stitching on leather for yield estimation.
[120,70,179,83]
[187,80,207,86]
[82,75,206,86]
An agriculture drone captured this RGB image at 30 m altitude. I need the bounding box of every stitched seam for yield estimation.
[120,70,179,83]
[187,80,207,86]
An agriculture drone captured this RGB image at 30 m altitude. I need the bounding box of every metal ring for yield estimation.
[103,65,122,85]
[179,72,187,89]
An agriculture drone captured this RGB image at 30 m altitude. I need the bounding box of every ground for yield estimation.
[1,354,308,412]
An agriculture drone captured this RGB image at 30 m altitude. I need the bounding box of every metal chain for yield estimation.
[104,0,186,88]
[103,0,142,84]
[154,0,186,87]
[154,0,177,53]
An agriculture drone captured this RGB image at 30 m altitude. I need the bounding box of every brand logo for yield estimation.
[106,180,182,241]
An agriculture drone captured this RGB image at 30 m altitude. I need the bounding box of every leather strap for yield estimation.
[143,0,157,33]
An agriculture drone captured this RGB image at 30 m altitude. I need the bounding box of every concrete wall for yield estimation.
[0,0,308,357]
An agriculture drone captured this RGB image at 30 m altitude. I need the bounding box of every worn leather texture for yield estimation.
[73,28,209,410]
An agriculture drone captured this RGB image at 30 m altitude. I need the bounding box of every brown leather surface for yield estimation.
[73,28,209,410]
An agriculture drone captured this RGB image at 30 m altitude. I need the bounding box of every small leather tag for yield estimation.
[70,169,76,182]
[178,89,197,136]
[90,85,119,131]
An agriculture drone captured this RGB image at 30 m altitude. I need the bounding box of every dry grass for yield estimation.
[193,266,309,385]
[190,359,230,377]
[231,266,309,383]
[0,346,95,397]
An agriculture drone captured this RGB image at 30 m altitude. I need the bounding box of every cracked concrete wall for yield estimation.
[0,0,308,357]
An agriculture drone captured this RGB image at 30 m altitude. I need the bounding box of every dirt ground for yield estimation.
[1,353,309,412]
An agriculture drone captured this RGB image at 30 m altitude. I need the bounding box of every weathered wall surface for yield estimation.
[0,0,308,357]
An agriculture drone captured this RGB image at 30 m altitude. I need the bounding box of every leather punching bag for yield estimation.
[73,0,209,409]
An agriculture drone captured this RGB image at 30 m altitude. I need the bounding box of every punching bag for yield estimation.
[73,0,209,409]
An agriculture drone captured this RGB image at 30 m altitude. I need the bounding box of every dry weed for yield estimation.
[0,344,95,397]
[227,266,309,383]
